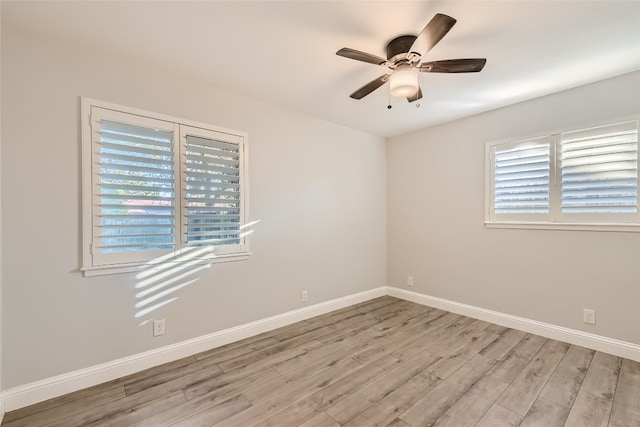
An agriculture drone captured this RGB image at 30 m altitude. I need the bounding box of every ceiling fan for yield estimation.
[336,13,486,103]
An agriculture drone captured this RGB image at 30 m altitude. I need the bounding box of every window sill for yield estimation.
[485,221,640,233]
[82,252,252,277]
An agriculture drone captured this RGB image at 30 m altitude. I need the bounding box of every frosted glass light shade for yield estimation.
[389,70,419,97]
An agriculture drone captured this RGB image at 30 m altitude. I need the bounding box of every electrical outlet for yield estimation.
[583,309,596,325]
[153,319,166,336]
[407,276,414,286]
[301,290,308,303]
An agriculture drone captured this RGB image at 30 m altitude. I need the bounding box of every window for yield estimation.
[82,98,249,275]
[486,118,639,231]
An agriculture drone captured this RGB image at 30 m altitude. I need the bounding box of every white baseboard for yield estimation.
[1,391,5,425]
[5,285,639,413]
[3,287,386,412]
[387,286,640,363]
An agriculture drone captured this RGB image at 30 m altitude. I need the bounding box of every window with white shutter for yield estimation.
[82,99,249,275]
[486,117,639,231]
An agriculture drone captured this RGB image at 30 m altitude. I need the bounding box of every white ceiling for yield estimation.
[3,1,640,138]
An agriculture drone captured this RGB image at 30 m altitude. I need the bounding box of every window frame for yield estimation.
[485,116,640,232]
[81,98,250,276]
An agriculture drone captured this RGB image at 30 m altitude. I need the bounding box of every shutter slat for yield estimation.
[561,170,637,183]
[186,156,239,168]
[185,183,240,192]
[186,210,241,216]
[100,134,172,150]
[494,146,549,160]
[186,237,240,246]
[185,189,239,197]
[562,162,636,175]
[99,214,174,220]
[562,151,636,168]
[495,161,549,175]
[186,135,240,152]
[562,179,636,190]
[562,141,636,160]
[186,169,240,181]
[186,203,240,209]
[99,231,174,240]
[101,183,175,194]
[100,176,174,187]
[99,194,175,202]
[101,152,173,168]
[562,133,636,152]
[101,140,172,157]
[186,229,240,237]
[186,215,240,222]
[495,184,549,193]
[99,224,174,231]
[97,243,174,251]
[495,155,549,168]
[100,162,175,177]
[185,162,239,176]
[100,203,173,210]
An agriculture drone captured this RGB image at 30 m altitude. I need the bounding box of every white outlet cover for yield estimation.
[583,309,596,325]
[153,319,166,336]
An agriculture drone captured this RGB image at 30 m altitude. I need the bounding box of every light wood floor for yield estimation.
[3,296,639,427]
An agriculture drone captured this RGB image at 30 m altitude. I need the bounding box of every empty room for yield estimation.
[1,1,639,426]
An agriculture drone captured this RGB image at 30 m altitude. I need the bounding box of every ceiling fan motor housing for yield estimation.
[386,35,417,63]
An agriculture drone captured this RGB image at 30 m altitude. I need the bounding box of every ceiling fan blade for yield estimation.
[408,13,457,59]
[349,74,390,99]
[407,86,423,103]
[337,48,387,65]
[419,58,487,73]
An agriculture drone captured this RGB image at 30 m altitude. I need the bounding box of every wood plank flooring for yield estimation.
[3,296,639,427]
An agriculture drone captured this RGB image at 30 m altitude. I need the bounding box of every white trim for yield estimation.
[484,221,640,233]
[386,286,640,363]
[82,252,252,277]
[5,285,639,413]
[0,392,5,425]
[2,287,385,412]
[81,97,247,139]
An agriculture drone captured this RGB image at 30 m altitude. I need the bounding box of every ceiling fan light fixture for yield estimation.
[389,69,419,98]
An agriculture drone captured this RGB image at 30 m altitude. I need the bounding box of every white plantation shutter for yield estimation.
[181,127,245,253]
[492,138,550,218]
[83,99,249,274]
[487,117,640,229]
[561,121,638,216]
[91,109,179,266]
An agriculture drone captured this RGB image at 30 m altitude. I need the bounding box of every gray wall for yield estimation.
[0,2,3,414]
[1,24,387,388]
[387,71,640,345]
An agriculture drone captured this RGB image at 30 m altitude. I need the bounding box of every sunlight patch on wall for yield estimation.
[134,246,215,320]
[133,220,260,322]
